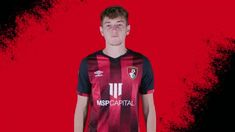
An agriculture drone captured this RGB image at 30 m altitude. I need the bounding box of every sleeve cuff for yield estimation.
[139,89,154,95]
[77,91,90,97]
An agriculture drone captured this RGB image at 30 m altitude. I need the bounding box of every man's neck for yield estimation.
[103,45,127,58]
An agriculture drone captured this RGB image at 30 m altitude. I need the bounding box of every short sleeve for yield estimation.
[139,57,154,94]
[77,58,91,96]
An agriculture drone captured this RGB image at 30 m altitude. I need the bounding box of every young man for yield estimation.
[74,6,156,132]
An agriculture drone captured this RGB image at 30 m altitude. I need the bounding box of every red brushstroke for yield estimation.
[1,0,235,132]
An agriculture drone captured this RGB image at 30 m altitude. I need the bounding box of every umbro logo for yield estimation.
[94,70,103,77]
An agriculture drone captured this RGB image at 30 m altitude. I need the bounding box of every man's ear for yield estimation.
[126,24,130,35]
[100,26,104,36]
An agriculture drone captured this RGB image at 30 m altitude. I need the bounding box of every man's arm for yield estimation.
[142,93,156,132]
[74,95,89,132]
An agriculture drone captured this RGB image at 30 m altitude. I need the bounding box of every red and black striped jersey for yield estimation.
[77,49,154,132]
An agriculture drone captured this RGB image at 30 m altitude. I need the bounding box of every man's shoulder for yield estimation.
[78,50,102,66]
[128,49,149,61]
[82,50,102,60]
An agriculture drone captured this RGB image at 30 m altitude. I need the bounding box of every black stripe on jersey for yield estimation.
[109,60,122,132]
[120,55,132,132]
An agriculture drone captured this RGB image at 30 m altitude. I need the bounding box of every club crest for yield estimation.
[128,66,138,79]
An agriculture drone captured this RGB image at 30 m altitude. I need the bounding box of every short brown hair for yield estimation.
[100,6,129,25]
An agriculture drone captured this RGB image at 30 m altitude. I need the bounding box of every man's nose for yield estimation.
[111,26,119,34]
[111,25,119,31]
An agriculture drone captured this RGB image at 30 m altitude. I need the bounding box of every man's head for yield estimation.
[100,6,130,46]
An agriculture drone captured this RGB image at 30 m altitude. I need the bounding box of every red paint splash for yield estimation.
[1,0,235,132]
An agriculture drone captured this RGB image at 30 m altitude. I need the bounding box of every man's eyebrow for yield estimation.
[103,21,111,24]
[116,20,125,23]
[103,20,125,24]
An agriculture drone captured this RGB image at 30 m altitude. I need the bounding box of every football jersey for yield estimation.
[77,49,154,132]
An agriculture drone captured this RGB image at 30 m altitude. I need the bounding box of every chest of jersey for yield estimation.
[87,55,143,107]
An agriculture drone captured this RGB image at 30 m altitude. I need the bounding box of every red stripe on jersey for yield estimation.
[96,55,110,132]
[87,55,101,132]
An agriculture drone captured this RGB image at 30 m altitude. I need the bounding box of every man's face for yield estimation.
[100,16,130,46]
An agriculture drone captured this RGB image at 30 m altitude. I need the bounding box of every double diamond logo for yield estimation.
[109,83,122,98]
[94,70,103,77]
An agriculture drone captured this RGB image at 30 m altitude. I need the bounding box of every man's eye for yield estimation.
[118,24,124,28]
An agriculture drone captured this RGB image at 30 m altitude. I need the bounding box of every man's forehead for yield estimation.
[103,17,126,24]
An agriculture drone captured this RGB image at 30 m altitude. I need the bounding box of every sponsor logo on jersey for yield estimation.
[97,100,134,106]
[96,82,134,107]
[128,66,138,79]
[109,83,122,98]
[94,70,103,77]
